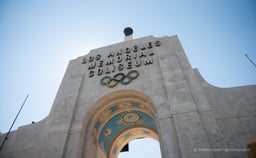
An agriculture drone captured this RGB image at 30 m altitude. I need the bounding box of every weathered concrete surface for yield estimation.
[0,35,255,158]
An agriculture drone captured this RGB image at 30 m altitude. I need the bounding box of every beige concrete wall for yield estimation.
[0,35,255,158]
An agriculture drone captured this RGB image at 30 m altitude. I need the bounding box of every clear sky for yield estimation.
[0,0,255,157]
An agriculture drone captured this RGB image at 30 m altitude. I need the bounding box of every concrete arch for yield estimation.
[109,126,159,158]
[78,89,160,158]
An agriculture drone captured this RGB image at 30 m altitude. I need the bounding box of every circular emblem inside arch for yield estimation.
[123,112,140,123]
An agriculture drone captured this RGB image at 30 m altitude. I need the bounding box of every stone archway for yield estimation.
[78,89,161,158]
[111,127,159,158]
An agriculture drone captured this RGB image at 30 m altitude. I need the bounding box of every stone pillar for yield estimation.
[158,117,181,158]
[159,55,214,158]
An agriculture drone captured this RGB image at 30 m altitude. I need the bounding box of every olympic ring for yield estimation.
[100,70,139,88]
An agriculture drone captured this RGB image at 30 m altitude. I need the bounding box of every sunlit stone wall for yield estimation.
[0,35,255,158]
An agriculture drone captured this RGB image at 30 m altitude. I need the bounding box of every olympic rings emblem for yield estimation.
[100,70,139,88]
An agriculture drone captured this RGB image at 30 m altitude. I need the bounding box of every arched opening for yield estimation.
[118,138,161,158]
[108,126,158,158]
[78,89,162,158]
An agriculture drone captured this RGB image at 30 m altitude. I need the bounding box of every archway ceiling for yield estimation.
[94,101,154,134]
[95,101,157,153]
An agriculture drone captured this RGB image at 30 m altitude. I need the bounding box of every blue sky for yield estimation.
[0,0,255,157]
